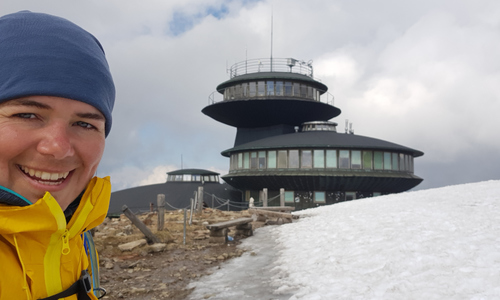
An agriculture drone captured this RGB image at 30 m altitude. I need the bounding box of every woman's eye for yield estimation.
[14,113,36,119]
[75,121,96,130]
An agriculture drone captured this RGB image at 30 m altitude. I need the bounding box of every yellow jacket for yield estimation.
[0,177,111,300]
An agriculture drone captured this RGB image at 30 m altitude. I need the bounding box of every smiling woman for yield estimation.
[0,11,115,300]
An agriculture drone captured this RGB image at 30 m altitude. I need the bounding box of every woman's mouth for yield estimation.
[19,165,70,186]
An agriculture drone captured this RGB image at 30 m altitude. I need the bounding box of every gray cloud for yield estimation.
[2,0,499,191]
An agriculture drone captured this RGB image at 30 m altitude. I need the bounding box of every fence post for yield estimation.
[122,205,160,244]
[157,194,165,231]
[280,188,285,207]
[197,186,204,215]
[263,188,268,207]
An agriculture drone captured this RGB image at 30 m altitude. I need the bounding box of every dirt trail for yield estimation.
[95,208,260,299]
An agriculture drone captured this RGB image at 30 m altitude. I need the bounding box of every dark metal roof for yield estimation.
[202,99,341,128]
[216,71,328,93]
[221,131,424,157]
[167,169,219,175]
[109,182,242,215]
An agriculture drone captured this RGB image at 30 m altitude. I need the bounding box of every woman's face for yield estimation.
[0,96,106,210]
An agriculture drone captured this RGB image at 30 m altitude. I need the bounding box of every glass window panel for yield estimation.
[234,85,241,98]
[249,82,256,97]
[284,82,293,96]
[257,81,265,96]
[399,153,405,171]
[192,175,200,182]
[285,191,294,203]
[293,83,300,97]
[351,151,361,169]
[209,175,216,182]
[176,175,183,181]
[267,151,276,168]
[238,153,243,169]
[326,150,337,168]
[339,150,350,169]
[301,150,312,168]
[278,150,287,168]
[307,86,314,99]
[250,152,258,169]
[267,81,274,96]
[374,151,383,170]
[289,150,299,168]
[384,152,392,170]
[313,150,324,168]
[300,85,307,97]
[363,151,373,170]
[275,81,283,96]
[243,152,250,169]
[314,192,326,203]
[258,151,266,169]
[392,153,399,171]
[241,83,248,97]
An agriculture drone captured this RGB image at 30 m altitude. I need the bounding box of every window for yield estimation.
[238,153,243,169]
[399,153,405,171]
[258,151,266,169]
[241,83,248,97]
[293,83,300,97]
[289,150,299,168]
[314,192,326,203]
[203,175,210,182]
[300,84,307,97]
[234,85,242,98]
[275,81,283,96]
[243,152,250,169]
[267,151,276,169]
[384,152,392,170]
[267,81,274,96]
[284,82,293,96]
[257,81,265,96]
[313,150,324,168]
[345,192,356,201]
[209,175,216,182]
[392,153,399,171]
[250,152,258,169]
[351,151,361,169]
[339,150,350,169]
[363,151,372,170]
[307,86,314,99]
[278,150,287,168]
[374,151,383,170]
[301,150,312,168]
[249,82,256,97]
[326,150,337,168]
[284,191,294,203]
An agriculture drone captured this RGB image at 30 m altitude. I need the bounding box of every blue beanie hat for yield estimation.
[0,11,115,136]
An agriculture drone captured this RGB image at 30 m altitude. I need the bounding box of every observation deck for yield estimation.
[202,58,340,128]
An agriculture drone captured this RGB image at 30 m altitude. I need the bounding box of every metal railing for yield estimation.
[228,58,314,78]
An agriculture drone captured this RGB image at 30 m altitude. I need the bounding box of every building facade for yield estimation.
[202,58,424,210]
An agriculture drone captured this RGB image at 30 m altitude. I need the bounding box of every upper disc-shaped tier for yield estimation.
[202,58,341,128]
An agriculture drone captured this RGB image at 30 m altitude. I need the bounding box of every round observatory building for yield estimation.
[202,58,423,210]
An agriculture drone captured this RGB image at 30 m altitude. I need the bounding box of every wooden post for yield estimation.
[122,205,160,244]
[280,188,285,207]
[263,188,268,207]
[157,194,165,231]
[197,186,204,215]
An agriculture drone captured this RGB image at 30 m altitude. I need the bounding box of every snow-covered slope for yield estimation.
[272,180,500,299]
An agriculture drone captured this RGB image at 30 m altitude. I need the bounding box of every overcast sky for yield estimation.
[2,0,499,192]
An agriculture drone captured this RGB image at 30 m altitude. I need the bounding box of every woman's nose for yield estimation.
[36,122,75,159]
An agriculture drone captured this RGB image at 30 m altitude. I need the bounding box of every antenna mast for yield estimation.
[270,10,273,72]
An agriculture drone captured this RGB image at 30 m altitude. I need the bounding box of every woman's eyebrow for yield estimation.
[76,112,105,121]
[7,99,51,109]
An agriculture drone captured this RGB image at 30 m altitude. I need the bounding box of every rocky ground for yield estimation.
[94,208,262,300]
